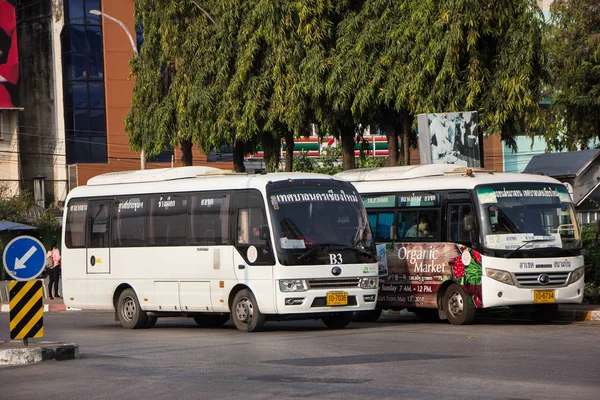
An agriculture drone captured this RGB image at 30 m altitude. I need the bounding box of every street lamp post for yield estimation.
[89,9,146,170]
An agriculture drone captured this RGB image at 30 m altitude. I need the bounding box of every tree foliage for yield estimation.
[127,0,548,169]
[545,0,600,150]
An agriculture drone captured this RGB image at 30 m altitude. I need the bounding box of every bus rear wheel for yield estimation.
[117,289,148,329]
[443,284,475,325]
[193,314,229,327]
[231,289,265,332]
[322,312,353,329]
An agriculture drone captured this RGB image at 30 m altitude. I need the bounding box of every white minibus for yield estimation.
[336,165,584,325]
[62,167,379,331]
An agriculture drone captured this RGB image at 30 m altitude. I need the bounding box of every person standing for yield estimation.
[46,240,61,299]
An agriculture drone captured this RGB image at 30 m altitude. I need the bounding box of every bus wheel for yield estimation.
[193,314,229,327]
[352,308,382,322]
[531,304,559,323]
[322,312,353,329]
[144,316,158,329]
[117,289,148,329]
[232,289,265,332]
[443,284,475,325]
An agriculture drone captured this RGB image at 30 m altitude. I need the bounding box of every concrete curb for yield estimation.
[0,342,79,365]
[558,309,600,322]
[382,308,600,322]
[0,304,81,313]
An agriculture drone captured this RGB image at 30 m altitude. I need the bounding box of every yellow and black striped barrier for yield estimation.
[9,280,44,340]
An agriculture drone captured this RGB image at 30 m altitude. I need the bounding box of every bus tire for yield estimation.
[117,288,148,329]
[231,289,265,332]
[443,284,475,325]
[352,308,382,322]
[193,314,229,327]
[322,312,353,329]
[144,316,158,329]
[531,304,559,323]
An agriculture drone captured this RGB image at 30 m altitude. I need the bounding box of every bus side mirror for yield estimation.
[260,225,270,241]
[390,226,397,241]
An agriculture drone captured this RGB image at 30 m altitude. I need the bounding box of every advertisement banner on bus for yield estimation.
[379,242,483,309]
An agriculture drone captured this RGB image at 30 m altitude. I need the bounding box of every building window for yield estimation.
[62,0,107,164]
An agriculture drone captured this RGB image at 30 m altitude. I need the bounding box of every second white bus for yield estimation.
[62,167,379,332]
[336,165,584,325]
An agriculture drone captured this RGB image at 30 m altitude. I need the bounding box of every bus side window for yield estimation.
[188,193,231,246]
[367,211,393,241]
[66,200,88,248]
[113,197,147,247]
[448,204,473,244]
[234,191,273,265]
[398,210,439,240]
[89,202,111,248]
[147,195,186,246]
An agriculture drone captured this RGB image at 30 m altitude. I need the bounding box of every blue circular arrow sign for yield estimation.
[2,236,47,281]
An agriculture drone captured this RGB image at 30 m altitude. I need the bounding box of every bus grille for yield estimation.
[513,271,569,287]
[307,278,360,289]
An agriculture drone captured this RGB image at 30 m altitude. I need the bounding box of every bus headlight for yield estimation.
[568,267,584,284]
[279,280,309,292]
[485,268,515,286]
[359,277,379,289]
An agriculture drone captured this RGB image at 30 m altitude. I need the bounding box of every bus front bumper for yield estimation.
[275,288,378,314]
[482,276,584,308]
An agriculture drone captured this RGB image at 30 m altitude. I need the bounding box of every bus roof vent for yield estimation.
[335,164,458,182]
[87,166,238,186]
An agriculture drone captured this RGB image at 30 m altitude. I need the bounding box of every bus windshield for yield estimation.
[266,180,376,265]
[476,183,581,254]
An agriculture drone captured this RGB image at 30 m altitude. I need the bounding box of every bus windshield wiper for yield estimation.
[502,238,558,258]
[298,243,340,260]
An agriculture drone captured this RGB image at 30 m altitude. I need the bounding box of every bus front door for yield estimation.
[86,200,112,274]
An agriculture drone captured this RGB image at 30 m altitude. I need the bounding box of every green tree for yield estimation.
[407,0,546,150]
[545,0,600,150]
[126,0,223,166]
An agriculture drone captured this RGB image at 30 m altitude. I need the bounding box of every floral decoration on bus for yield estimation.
[449,244,483,308]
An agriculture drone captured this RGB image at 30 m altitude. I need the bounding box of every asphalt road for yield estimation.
[1,311,599,400]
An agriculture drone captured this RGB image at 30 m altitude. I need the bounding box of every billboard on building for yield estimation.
[418,112,482,167]
[0,0,18,108]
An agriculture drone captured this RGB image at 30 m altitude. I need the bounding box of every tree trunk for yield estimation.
[384,121,399,167]
[341,128,356,170]
[180,139,193,166]
[262,133,281,172]
[284,131,295,172]
[233,140,246,172]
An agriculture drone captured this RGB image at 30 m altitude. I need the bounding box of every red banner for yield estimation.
[0,1,19,108]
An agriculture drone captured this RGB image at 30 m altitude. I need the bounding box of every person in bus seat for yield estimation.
[405,216,432,238]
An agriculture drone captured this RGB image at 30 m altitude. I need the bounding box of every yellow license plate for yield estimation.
[326,292,348,306]
[534,290,555,304]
